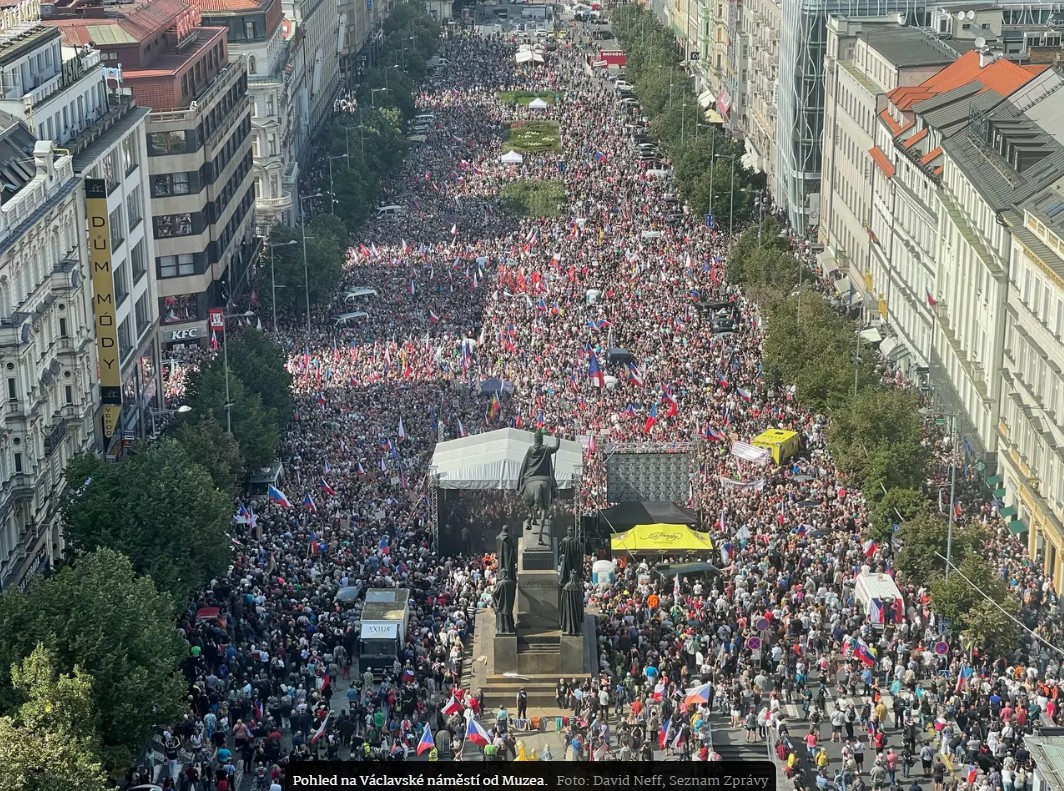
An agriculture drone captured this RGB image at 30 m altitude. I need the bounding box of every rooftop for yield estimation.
[888,50,1046,110]
[47,0,201,46]
[0,120,39,201]
[192,0,270,13]
[0,23,59,68]
[861,26,958,68]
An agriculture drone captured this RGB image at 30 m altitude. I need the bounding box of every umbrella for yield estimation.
[335,586,361,603]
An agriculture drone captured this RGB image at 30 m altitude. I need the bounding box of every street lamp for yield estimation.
[713,153,737,236]
[268,240,298,333]
[326,154,349,213]
[150,404,191,436]
[221,310,255,434]
[298,193,321,334]
[370,87,388,107]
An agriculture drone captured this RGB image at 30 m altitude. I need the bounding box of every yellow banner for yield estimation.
[85,178,122,437]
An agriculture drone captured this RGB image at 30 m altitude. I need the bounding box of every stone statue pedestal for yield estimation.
[492,631,518,673]
[516,536,559,631]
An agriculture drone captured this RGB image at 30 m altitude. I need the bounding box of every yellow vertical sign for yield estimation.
[85,178,123,438]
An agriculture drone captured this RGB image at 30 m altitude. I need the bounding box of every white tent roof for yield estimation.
[528,97,549,109]
[430,428,584,490]
[500,150,524,164]
[516,50,546,64]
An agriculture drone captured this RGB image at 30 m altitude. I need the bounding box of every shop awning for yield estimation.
[985,474,1003,486]
[834,277,852,298]
[704,109,725,124]
[859,327,883,345]
[698,89,716,109]
[998,505,1017,518]
[1008,519,1029,535]
[993,487,1007,499]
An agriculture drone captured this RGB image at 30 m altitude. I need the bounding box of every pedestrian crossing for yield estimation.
[780,690,895,725]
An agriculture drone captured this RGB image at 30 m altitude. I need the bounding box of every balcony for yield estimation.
[257,194,293,211]
[6,473,35,501]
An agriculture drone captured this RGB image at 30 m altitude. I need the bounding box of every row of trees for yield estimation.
[263,2,442,316]
[729,220,1019,652]
[0,328,294,781]
[610,5,763,227]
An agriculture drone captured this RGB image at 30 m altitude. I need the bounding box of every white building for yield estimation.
[0,133,96,591]
[820,20,956,314]
[284,0,341,177]
[197,0,299,231]
[742,0,781,190]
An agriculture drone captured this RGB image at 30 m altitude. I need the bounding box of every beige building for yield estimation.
[742,0,780,190]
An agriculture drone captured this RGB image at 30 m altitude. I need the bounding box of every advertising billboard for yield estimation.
[85,178,123,438]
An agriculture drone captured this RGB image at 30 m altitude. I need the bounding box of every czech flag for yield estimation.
[862,539,878,558]
[926,289,937,307]
[464,717,490,747]
[853,639,878,667]
[627,363,644,387]
[737,387,753,402]
[643,403,658,434]
[303,493,317,512]
[267,485,292,508]
[442,695,464,716]
[417,726,435,756]
[319,478,337,496]
[310,714,329,744]
[684,683,712,707]
[659,718,670,749]
[428,309,440,324]
[662,387,678,418]
[588,350,605,387]
[955,664,973,693]
[397,417,406,442]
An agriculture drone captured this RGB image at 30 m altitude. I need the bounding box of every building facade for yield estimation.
[0,134,97,590]
[820,21,957,313]
[51,0,258,350]
[284,0,341,165]
[196,0,298,230]
[742,0,781,190]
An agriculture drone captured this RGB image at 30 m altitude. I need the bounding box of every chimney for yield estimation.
[979,47,992,67]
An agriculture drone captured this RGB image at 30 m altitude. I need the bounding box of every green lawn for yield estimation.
[501,179,567,218]
[501,120,562,154]
[497,90,562,106]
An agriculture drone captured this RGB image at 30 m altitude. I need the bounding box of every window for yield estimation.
[147,130,188,156]
[266,93,274,116]
[118,317,132,362]
[158,253,196,278]
[5,378,15,401]
[120,133,138,174]
[114,263,129,305]
[131,240,146,282]
[13,453,22,474]
[126,185,143,230]
[64,384,73,405]
[109,206,124,248]
[248,54,257,74]
[151,172,192,197]
[59,317,68,337]
[135,293,150,335]
[153,213,193,238]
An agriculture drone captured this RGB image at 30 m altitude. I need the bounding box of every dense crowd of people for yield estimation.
[143,17,1064,791]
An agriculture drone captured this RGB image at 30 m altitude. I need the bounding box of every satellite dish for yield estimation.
[956,11,965,19]
[974,36,986,47]
[967,10,976,19]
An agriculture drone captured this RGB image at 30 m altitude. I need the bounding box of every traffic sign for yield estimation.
[746,636,762,650]
[755,618,770,632]
[704,214,716,228]
[934,641,949,656]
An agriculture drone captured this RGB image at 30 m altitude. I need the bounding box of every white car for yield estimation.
[535,28,548,36]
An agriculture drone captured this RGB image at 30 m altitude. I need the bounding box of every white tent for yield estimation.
[516,49,546,64]
[500,150,524,164]
[528,97,549,110]
[430,428,584,490]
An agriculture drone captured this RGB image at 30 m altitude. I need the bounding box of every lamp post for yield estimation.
[150,404,191,436]
[221,310,255,433]
[740,186,764,245]
[853,328,861,397]
[713,153,737,236]
[268,240,298,333]
[326,155,349,213]
[945,412,958,578]
[298,192,321,334]
[370,87,388,107]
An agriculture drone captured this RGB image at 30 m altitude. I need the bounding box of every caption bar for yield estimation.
[286,760,776,791]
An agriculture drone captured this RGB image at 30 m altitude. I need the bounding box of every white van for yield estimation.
[376,205,406,220]
[414,113,436,123]
[334,311,369,326]
[646,168,670,179]
[345,287,378,301]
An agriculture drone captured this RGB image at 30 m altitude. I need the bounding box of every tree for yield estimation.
[0,550,187,769]
[61,440,232,602]
[266,216,345,314]
[185,361,280,469]
[0,646,109,791]
[895,512,985,588]
[728,218,790,285]
[866,487,930,541]
[173,414,243,496]
[962,597,1022,654]
[224,329,293,420]
[826,388,932,494]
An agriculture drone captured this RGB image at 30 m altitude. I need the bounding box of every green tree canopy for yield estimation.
[0,645,109,791]
[265,214,346,315]
[826,388,932,494]
[61,440,232,602]
[0,550,187,769]
[223,329,293,419]
[866,487,930,541]
[962,597,1022,655]
[184,361,280,469]
[930,555,1006,624]
[895,512,986,588]
[173,414,243,497]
